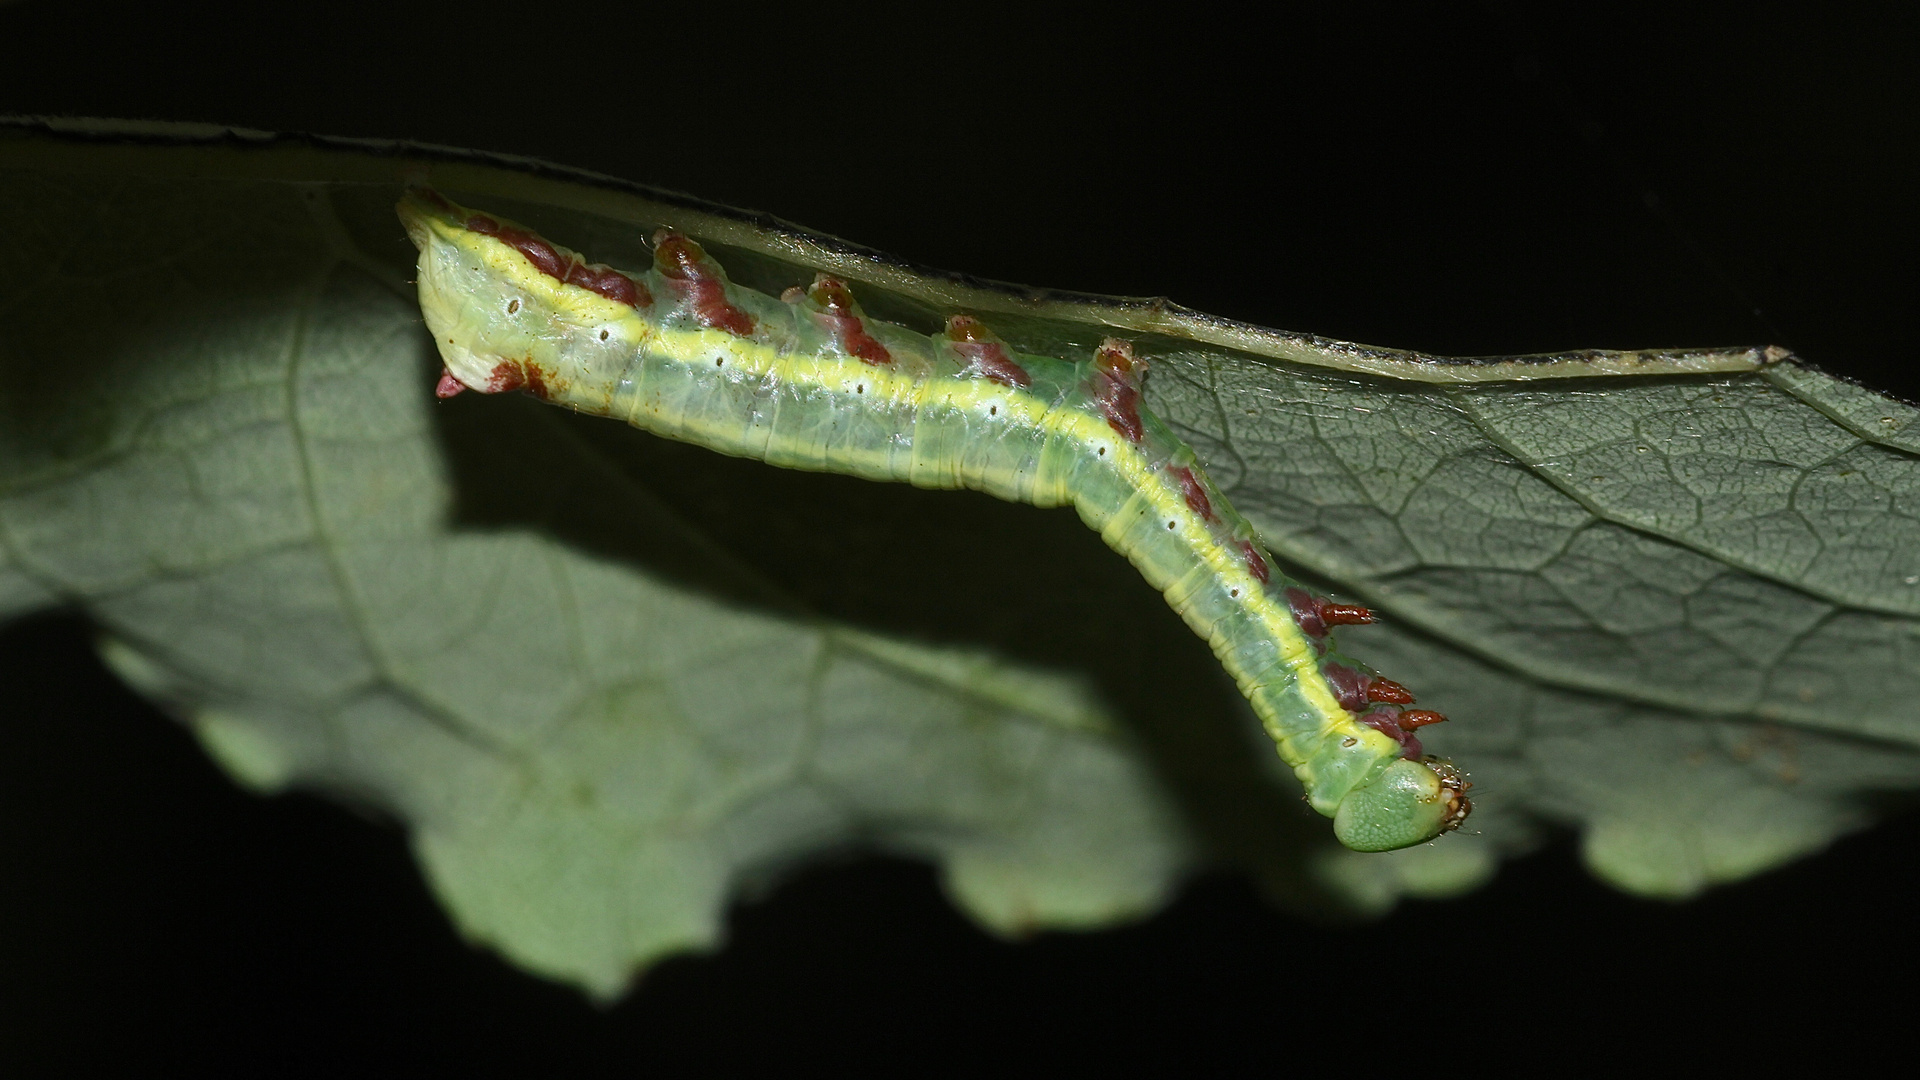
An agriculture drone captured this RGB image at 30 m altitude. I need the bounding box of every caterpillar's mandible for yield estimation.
[397,190,1472,852]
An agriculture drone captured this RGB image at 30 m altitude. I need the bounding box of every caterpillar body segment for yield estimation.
[398,190,1471,852]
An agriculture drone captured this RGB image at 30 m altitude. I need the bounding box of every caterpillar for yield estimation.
[397,189,1472,852]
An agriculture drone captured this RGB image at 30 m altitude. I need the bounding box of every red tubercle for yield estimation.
[1366,677,1417,705]
[1168,466,1217,522]
[1241,541,1271,585]
[434,367,467,399]
[808,276,892,365]
[465,214,648,308]
[807,275,859,316]
[1094,338,1139,377]
[1285,588,1376,637]
[945,316,1032,388]
[1325,666,1422,716]
[653,230,756,337]
[1399,710,1448,730]
[1092,340,1146,443]
[1320,602,1375,627]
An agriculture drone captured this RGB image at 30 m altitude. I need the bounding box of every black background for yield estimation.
[1,1,1915,1072]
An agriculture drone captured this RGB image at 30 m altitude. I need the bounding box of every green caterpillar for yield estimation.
[398,189,1471,852]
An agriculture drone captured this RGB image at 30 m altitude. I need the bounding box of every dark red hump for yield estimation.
[463,211,650,308]
[467,215,566,280]
[1321,663,1370,713]
[650,230,707,280]
[1092,338,1146,442]
[944,316,1031,388]
[809,275,892,365]
[1243,542,1273,585]
[1358,706,1425,760]
[1285,587,1324,635]
[652,230,755,336]
[485,360,526,394]
[1168,465,1216,522]
[563,261,650,308]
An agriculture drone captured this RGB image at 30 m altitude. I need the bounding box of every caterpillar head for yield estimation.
[1333,757,1472,852]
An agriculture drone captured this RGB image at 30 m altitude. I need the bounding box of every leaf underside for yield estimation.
[4,125,1917,996]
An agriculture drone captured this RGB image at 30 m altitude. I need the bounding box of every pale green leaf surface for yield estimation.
[1149,350,1920,894]
[3,125,1919,992]
[0,159,1191,997]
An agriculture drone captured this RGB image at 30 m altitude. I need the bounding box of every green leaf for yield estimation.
[4,121,1918,994]
[0,133,1193,998]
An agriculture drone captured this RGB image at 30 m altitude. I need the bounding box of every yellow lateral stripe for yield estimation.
[433,209,1371,749]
